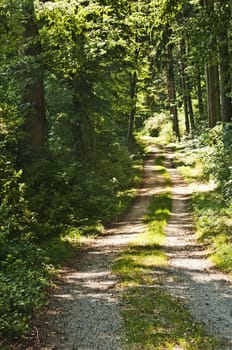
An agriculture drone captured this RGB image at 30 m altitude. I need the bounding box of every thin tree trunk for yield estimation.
[205,64,221,128]
[180,39,190,134]
[127,71,137,142]
[187,89,195,131]
[203,0,221,128]
[196,70,204,118]
[218,21,232,122]
[166,43,180,140]
[72,94,85,160]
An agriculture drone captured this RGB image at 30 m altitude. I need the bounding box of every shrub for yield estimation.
[0,240,51,342]
[143,112,170,138]
[200,123,232,205]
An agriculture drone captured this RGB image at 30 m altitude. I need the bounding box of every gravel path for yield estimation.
[164,150,232,348]
[25,146,232,350]
[29,147,161,350]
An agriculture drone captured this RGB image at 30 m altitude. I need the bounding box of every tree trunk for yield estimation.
[18,1,46,164]
[218,16,232,122]
[166,43,180,140]
[196,70,204,118]
[180,39,190,134]
[127,71,137,142]
[203,0,221,128]
[205,64,221,128]
[187,89,195,131]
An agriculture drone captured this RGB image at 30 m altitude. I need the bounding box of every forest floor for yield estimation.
[19,145,232,350]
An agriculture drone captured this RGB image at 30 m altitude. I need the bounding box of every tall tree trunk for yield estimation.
[180,39,190,134]
[218,12,232,122]
[72,94,86,160]
[186,88,195,131]
[127,71,137,142]
[205,64,221,128]
[203,0,221,128]
[196,70,204,118]
[166,43,180,140]
[18,1,46,165]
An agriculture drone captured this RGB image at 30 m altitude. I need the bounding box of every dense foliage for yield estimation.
[0,0,231,345]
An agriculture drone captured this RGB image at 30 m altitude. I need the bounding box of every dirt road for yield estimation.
[22,146,232,349]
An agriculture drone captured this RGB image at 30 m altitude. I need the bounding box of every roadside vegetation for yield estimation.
[174,125,232,277]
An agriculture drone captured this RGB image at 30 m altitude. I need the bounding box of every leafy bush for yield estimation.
[192,191,232,274]
[175,136,232,275]
[0,240,51,342]
[0,115,52,344]
[201,123,232,205]
[23,140,141,234]
[23,155,78,235]
[143,112,171,138]
[0,110,36,241]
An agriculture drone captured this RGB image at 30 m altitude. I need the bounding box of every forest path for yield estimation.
[28,145,162,350]
[25,145,232,350]
[163,150,232,348]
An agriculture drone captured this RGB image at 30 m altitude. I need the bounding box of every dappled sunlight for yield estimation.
[164,155,232,344]
[36,149,165,349]
[53,293,74,300]
[189,180,216,193]
[29,147,231,350]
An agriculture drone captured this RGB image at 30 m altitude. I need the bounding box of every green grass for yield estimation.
[175,146,232,277]
[122,288,218,350]
[192,191,232,276]
[114,191,171,288]
[211,235,232,273]
[39,225,101,266]
[154,155,171,186]
[174,147,206,183]
[113,158,218,349]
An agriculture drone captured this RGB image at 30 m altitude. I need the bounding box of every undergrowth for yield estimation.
[192,191,232,275]
[0,240,51,344]
[174,136,232,276]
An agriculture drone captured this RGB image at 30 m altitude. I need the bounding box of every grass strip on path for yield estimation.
[113,155,219,350]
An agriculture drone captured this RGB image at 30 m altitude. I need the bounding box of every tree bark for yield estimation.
[205,64,221,128]
[180,39,190,134]
[127,71,137,142]
[218,9,232,122]
[187,81,195,131]
[203,0,221,128]
[18,1,46,165]
[166,42,180,140]
[196,70,204,118]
